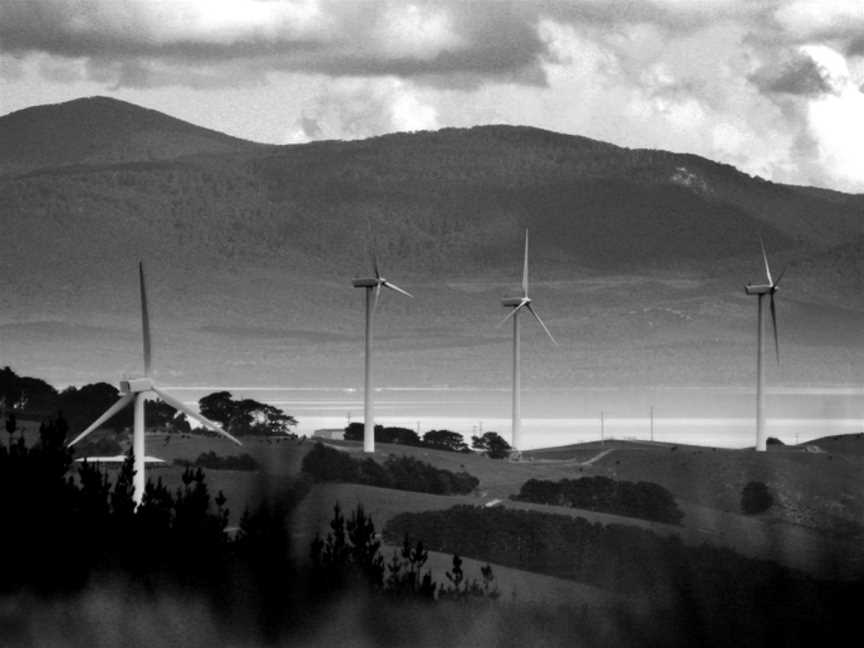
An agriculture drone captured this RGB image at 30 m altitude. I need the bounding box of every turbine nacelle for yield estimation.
[120,377,155,394]
[744,283,775,296]
[352,278,380,288]
[501,297,529,308]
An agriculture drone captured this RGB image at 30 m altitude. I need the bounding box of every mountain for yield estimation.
[2,96,864,392]
[0,96,265,177]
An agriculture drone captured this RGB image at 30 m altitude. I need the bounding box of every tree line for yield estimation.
[0,367,297,446]
[344,422,511,458]
[512,476,684,524]
[302,442,479,495]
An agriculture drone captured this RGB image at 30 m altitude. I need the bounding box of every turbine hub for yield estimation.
[352,278,379,288]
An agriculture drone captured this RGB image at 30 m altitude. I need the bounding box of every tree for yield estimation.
[741,481,773,515]
[0,366,59,413]
[381,426,421,445]
[5,412,16,443]
[422,429,468,452]
[471,431,511,458]
[145,400,191,434]
[58,382,132,436]
[199,391,297,436]
[344,422,382,442]
[199,391,235,427]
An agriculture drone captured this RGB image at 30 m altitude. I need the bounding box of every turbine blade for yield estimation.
[373,250,381,279]
[383,280,413,298]
[522,229,529,298]
[366,217,380,278]
[774,264,788,287]
[373,282,382,311]
[153,387,242,446]
[770,293,780,364]
[496,302,527,328]
[67,393,136,447]
[526,303,558,346]
[139,261,152,376]
[759,236,773,286]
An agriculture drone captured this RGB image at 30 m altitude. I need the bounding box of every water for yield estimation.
[165,385,864,450]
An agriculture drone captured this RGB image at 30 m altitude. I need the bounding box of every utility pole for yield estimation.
[650,405,655,443]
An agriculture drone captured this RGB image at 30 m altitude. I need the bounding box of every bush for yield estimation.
[512,476,684,524]
[302,443,479,495]
[471,432,511,459]
[174,451,260,471]
[741,481,773,514]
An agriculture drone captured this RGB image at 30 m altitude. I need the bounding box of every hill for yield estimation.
[3,97,864,389]
[0,96,265,177]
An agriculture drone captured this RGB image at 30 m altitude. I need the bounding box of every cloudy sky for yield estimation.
[2,0,864,192]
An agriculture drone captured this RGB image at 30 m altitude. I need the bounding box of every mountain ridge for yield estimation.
[2,96,864,388]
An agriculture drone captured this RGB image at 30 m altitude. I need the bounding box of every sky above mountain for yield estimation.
[2,1,864,192]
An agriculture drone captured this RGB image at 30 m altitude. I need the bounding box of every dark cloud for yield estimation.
[0,0,774,91]
[0,0,552,88]
[750,53,834,97]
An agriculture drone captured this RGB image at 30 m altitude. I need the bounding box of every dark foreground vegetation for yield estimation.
[174,451,260,471]
[0,414,504,646]
[3,368,864,646]
[512,476,684,524]
[302,442,479,495]
[385,505,864,647]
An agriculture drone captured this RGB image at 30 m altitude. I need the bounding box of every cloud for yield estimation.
[284,77,439,143]
[0,0,550,88]
[3,0,864,191]
[770,0,864,53]
[750,51,835,97]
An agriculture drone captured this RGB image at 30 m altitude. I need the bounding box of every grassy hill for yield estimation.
[106,433,864,582]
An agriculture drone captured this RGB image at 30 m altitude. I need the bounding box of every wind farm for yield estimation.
[3,96,864,647]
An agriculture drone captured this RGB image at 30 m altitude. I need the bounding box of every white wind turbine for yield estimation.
[68,262,241,505]
[744,238,785,452]
[498,230,557,456]
[352,251,413,453]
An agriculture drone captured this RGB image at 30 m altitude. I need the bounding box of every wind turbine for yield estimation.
[499,230,557,457]
[352,251,413,453]
[745,238,784,452]
[68,262,241,505]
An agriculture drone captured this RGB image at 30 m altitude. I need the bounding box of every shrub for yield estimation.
[174,451,260,471]
[302,443,478,495]
[512,476,684,524]
[741,481,773,515]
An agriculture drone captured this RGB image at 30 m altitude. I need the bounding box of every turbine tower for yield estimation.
[352,252,412,453]
[745,239,784,452]
[68,262,241,505]
[499,230,557,457]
